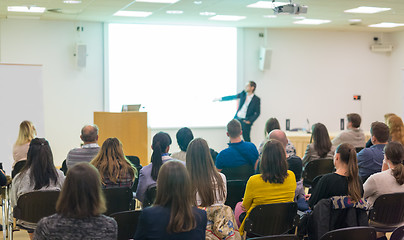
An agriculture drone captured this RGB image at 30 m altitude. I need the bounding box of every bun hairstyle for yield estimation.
[336,143,361,203]
[151,132,172,181]
[384,141,404,185]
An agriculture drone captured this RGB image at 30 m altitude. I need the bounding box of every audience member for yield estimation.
[13,120,36,168]
[186,138,226,207]
[357,122,389,182]
[11,138,65,238]
[302,123,335,166]
[366,113,396,148]
[66,124,100,169]
[236,139,296,235]
[332,113,366,148]
[134,161,207,240]
[136,132,173,203]
[215,119,259,171]
[90,137,136,188]
[171,127,194,161]
[387,115,404,145]
[258,117,296,157]
[308,143,363,208]
[34,163,117,240]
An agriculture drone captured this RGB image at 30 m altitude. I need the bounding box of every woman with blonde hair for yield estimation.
[91,137,136,188]
[387,115,404,145]
[13,120,36,167]
[186,138,226,207]
[34,163,117,239]
[135,160,207,239]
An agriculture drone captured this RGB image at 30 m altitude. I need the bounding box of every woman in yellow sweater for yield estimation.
[238,139,297,235]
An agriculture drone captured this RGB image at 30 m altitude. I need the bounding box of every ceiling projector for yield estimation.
[273,3,308,14]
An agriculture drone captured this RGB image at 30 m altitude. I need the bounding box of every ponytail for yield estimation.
[392,164,404,185]
[384,141,404,185]
[151,132,172,181]
[336,143,361,203]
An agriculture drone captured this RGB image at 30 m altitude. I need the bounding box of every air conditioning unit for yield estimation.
[370,44,393,53]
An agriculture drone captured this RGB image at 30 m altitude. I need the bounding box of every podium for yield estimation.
[94,112,149,166]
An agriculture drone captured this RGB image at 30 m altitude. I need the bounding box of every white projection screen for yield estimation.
[108,24,238,128]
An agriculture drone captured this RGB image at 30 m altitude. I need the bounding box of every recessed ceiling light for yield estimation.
[369,22,404,28]
[194,1,202,4]
[209,15,246,21]
[166,10,183,14]
[113,11,152,17]
[63,0,82,3]
[349,19,362,23]
[200,12,216,16]
[294,19,331,25]
[8,6,46,13]
[263,15,277,18]
[247,1,288,9]
[135,0,180,3]
[344,6,391,14]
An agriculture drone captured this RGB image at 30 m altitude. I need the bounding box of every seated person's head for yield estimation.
[268,129,288,149]
[260,139,288,183]
[347,113,361,129]
[17,120,36,145]
[176,127,194,152]
[151,132,172,181]
[80,124,99,143]
[265,118,280,136]
[56,162,106,218]
[227,119,242,139]
[370,122,389,144]
[384,141,404,185]
[384,113,397,123]
[155,160,196,233]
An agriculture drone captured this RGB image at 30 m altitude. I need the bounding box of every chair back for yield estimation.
[244,202,298,237]
[369,192,404,225]
[126,156,142,192]
[12,160,27,178]
[390,225,404,240]
[225,180,247,210]
[302,159,334,188]
[355,147,364,153]
[142,185,157,208]
[319,226,376,240]
[110,210,142,240]
[221,164,254,181]
[13,190,60,224]
[103,187,133,216]
[248,235,299,240]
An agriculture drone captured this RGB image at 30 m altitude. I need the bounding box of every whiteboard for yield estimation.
[0,64,44,174]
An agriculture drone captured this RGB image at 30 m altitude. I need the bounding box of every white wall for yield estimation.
[389,31,404,117]
[0,19,104,167]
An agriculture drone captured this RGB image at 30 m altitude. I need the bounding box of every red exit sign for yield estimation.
[353,95,361,100]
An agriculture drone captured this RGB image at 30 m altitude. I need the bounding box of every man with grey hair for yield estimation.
[66,124,100,169]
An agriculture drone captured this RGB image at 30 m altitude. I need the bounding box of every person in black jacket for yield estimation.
[216,81,261,142]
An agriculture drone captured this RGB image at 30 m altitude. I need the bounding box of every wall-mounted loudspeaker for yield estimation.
[75,43,87,68]
[259,47,272,71]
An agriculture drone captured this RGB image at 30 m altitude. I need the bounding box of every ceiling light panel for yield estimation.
[209,15,246,21]
[8,6,46,13]
[247,1,288,9]
[344,6,391,14]
[294,19,331,25]
[369,22,404,28]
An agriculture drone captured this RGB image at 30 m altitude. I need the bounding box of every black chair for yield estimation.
[244,202,299,237]
[319,226,376,240]
[103,187,133,216]
[221,164,254,181]
[390,225,404,240]
[13,191,60,230]
[224,179,247,210]
[60,159,68,175]
[110,210,142,240]
[368,192,404,233]
[126,155,142,192]
[12,160,27,178]
[248,234,299,240]
[142,185,157,208]
[355,147,364,153]
[302,159,334,188]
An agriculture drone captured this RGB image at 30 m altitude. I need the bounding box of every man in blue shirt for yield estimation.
[357,122,389,183]
[215,119,259,179]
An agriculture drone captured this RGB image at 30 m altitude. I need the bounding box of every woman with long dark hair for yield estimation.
[91,137,136,188]
[302,123,335,166]
[10,138,65,238]
[136,132,173,204]
[186,138,226,207]
[34,163,117,239]
[134,160,207,239]
[237,139,297,235]
[308,143,363,208]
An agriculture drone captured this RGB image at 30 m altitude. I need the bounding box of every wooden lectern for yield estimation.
[94,112,149,166]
